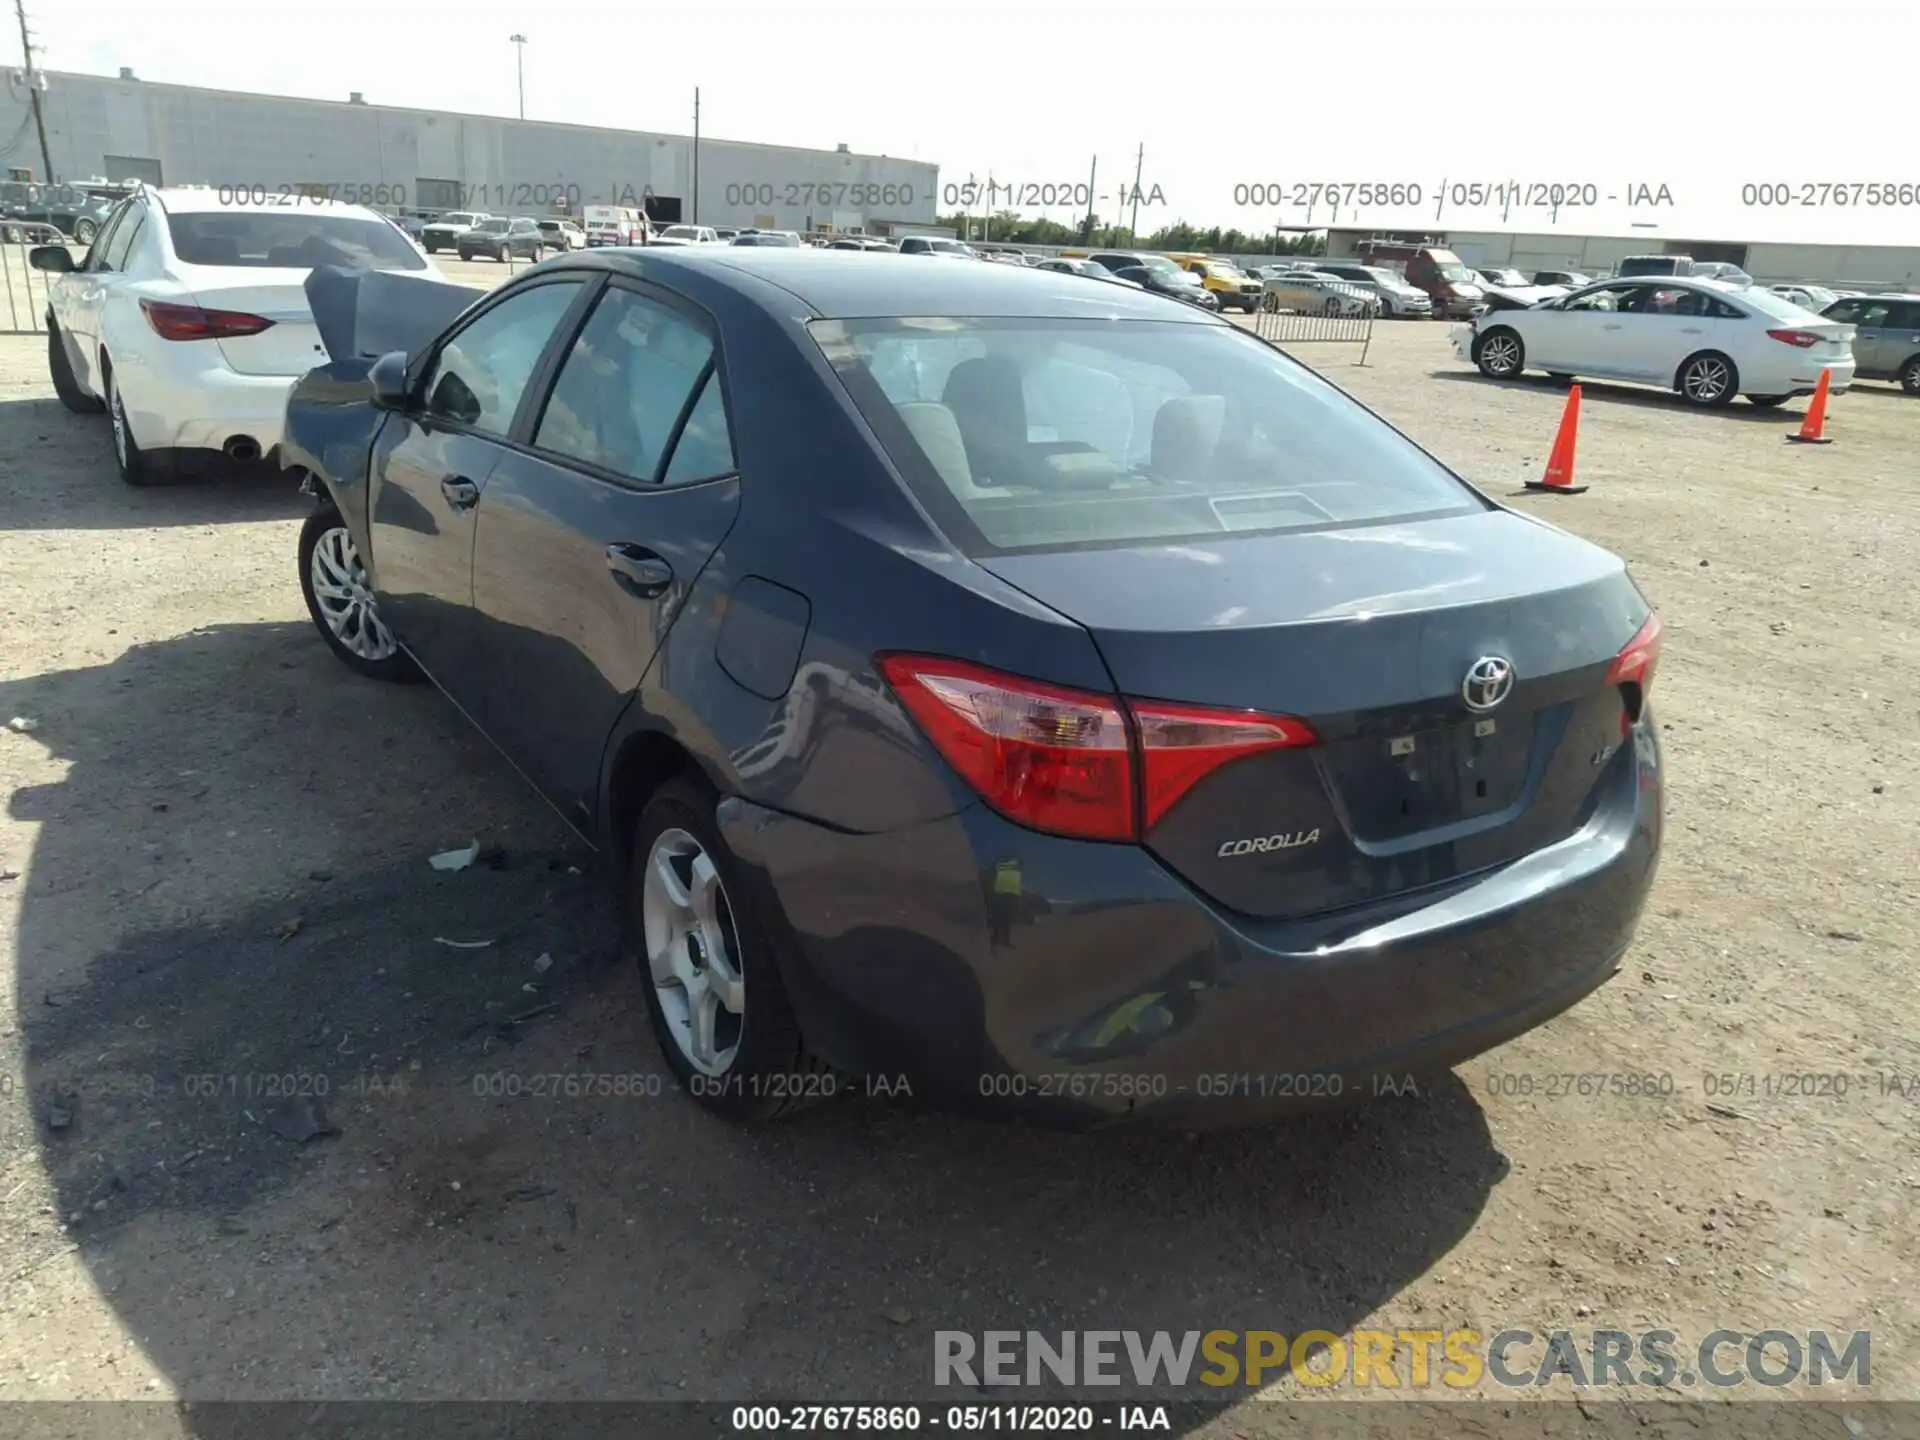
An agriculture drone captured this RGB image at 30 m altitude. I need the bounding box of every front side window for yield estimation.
[533,287,720,483]
[813,317,1484,555]
[422,280,585,435]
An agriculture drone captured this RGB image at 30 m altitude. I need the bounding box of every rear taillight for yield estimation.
[139,299,275,341]
[1605,613,1663,730]
[1766,328,1822,349]
[877,655,1316,842]
[1130,699,1316,830]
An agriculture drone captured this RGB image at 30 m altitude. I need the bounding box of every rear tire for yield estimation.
[298,505,421,682]
[1899,357,1920,395]
[47,323,102,414]
[1746,394,1790,408]
[631,777,832,1123]
[1475,327,1525,379]
[1677,351,1738,408]
[104,359,172,487]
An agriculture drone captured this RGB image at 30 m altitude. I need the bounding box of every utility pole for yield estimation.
[1080,155,1096,244]
[13,0,54,183]
[691,88,700,225]
[509,34,527,119]
[1127,143,1144,242]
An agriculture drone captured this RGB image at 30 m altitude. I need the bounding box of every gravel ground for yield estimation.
[0,304,1915,1436]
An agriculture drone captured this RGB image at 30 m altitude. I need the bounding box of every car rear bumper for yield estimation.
[1789,358,1854,395]
[115,350,296,454]
[721,716,1662,1129]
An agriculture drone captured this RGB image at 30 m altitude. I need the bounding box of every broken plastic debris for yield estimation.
[6,717,38,734]
[532,952,553,974]
[434,937,495,949]
[429,839,481,872]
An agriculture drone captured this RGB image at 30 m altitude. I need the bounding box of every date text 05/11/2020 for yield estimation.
[1227,180,1678,217]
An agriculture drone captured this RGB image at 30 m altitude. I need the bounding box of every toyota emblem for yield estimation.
[1461,656,1515,712]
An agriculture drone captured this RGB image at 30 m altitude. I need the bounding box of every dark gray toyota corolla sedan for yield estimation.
[284,248,1665,1129]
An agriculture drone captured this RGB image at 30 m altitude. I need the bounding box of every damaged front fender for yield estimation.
[282,264,488,548]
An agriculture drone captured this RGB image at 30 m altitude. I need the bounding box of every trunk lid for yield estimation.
[976,510,1651,920]
[173,264,326,376]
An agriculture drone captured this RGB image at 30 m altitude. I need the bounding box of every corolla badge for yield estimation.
[1218,829,1320,858]
[1461,655,1516,713]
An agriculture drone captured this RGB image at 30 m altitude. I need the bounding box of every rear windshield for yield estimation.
[164,211,427,270]
[811,317,1485,555]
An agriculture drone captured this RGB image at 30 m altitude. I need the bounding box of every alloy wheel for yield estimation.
[1480,334,1520,376]
[1682,356,1731,403]
[109,376,128,467]
[308,525,398,661]
[642,827,745,1076]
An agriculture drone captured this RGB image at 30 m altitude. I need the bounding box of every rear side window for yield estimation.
[813,317,1485,555]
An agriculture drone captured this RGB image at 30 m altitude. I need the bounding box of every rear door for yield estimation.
[468,278,742,827]
[367,274,592,701]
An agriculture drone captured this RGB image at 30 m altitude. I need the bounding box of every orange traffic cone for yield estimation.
[1787,369,1834,445]
[1525,384,1588,494]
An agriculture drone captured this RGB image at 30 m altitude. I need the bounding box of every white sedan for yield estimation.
[30,188,445,484]
[1256,269,1380,317]
[1452,276,1855,408]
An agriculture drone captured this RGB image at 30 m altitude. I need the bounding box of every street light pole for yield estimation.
[509,34,527,119]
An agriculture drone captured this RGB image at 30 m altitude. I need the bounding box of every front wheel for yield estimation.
[1899,357,1920,395]
[72,218,98,245]
[631,777,831,1122]
[1677,352,1738,408]
[1475,328,1525,379]
[297,504,420,682]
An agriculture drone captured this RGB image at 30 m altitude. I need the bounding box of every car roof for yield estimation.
[144,187,378,218]
[536,248,1225,321]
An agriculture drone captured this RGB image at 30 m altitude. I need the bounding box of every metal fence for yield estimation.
[1,234,61,335]
[1252,298,1374,364]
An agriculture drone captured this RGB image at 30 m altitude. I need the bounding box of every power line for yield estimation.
[11,0,54,180]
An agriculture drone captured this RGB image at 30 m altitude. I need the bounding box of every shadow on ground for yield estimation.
[1426,370,1814,421]
[3,624,1507,1430]
[0,395,306,531]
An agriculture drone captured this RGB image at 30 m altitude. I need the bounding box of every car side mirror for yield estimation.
[369,350,412,410]
[28,245,75,273]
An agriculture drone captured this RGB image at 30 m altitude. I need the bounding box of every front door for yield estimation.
[366,274,591,702]
[1827,297,1895,377]
[1526,282,1644,373]
[470,280,742,827]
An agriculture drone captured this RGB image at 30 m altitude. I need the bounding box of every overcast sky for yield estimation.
[17,0,1913,241]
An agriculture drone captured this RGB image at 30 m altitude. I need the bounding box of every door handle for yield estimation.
[606,544,673,598]
[1680,326,1704,334]
[1602,323,1624,330]
[439,476,480,510]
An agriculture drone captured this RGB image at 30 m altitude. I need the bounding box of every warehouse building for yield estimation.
[1,68,939,235]
[1326,216,1920,292]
